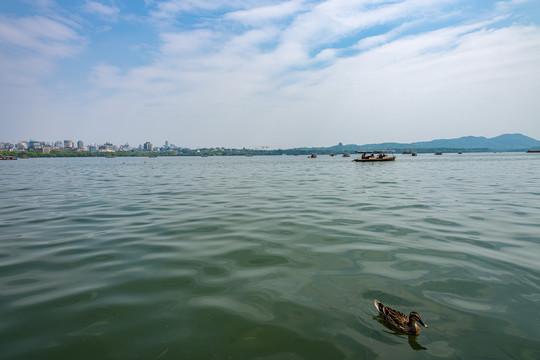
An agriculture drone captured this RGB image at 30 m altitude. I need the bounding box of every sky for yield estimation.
[1,0,540,149]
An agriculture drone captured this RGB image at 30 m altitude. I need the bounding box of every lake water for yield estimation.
[1,153,539,359]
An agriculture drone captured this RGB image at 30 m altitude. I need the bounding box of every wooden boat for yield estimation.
[343,153,350,157]
[352,152,395,162]
[309,154,317,158]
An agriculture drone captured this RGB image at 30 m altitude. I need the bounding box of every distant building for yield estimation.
[64,140,74,148]
[144,142,153,151]
[99,142,116,152]
[29,140,43,149]
[1,142,14,151]
[164,140,169,150]
[77,140,84,149]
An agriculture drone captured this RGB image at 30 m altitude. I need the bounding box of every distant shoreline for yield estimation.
[2,133,539,156]
[3,133,540,157]
[2,148,538,159]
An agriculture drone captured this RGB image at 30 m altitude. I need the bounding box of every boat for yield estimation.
[309,154,317,158]
[434,152,443,155]
[411,153,417,156]
[527,150,540,153]
[352,151,395,162]
[343,153,350,157]
[1,155,18,160]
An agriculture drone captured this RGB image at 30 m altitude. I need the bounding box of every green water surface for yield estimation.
[1,153,539,359]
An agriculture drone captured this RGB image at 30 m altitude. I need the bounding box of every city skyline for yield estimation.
[0,138,165,151]
[1,1,540,148]
[3,132,540,153]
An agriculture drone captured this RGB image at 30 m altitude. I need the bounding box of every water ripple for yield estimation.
[1,154,540,359]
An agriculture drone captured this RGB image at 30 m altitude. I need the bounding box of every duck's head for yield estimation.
[409,312,428,328]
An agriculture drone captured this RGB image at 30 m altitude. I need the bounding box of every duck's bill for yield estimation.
[418,319,428,328]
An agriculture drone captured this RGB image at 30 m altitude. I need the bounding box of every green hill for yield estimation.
[295,134,540,154]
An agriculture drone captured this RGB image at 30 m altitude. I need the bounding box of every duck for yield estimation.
[374,299,428,335]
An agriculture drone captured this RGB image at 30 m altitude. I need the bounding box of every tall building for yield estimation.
[18,141,28,150]
[99,142,116,151]
[164,140,169,150]
[144,142,153,151]
[77,140,84,149]
[64,140,73,148]
[29,140,42,149]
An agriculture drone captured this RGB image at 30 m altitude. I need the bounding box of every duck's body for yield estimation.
[374,299,428,335]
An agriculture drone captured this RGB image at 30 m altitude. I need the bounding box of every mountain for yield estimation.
[294,134,540,153]
[401,134,540,151]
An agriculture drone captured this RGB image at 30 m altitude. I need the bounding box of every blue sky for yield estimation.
[1,0,540,148]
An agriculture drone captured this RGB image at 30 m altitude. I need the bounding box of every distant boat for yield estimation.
[527,150,540,153]
[411,153,417,156]
[148,155,157,158]
[1,155,17,160]
[343,153,350,157]
[435,152,443,155]
[352,151,395,162]
[309,154,317,158]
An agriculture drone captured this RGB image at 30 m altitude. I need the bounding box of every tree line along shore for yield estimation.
[1,147,508,158]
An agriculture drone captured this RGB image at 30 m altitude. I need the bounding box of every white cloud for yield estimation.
[159,29,219,57]
[0,13,86,139]
[149,0,230,20]
[224,1,305,25]
[83,1,120,18]
[0,15,82,57]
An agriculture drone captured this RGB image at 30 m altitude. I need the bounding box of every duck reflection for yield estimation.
[408,335,427,350]
[373,316,427,351]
